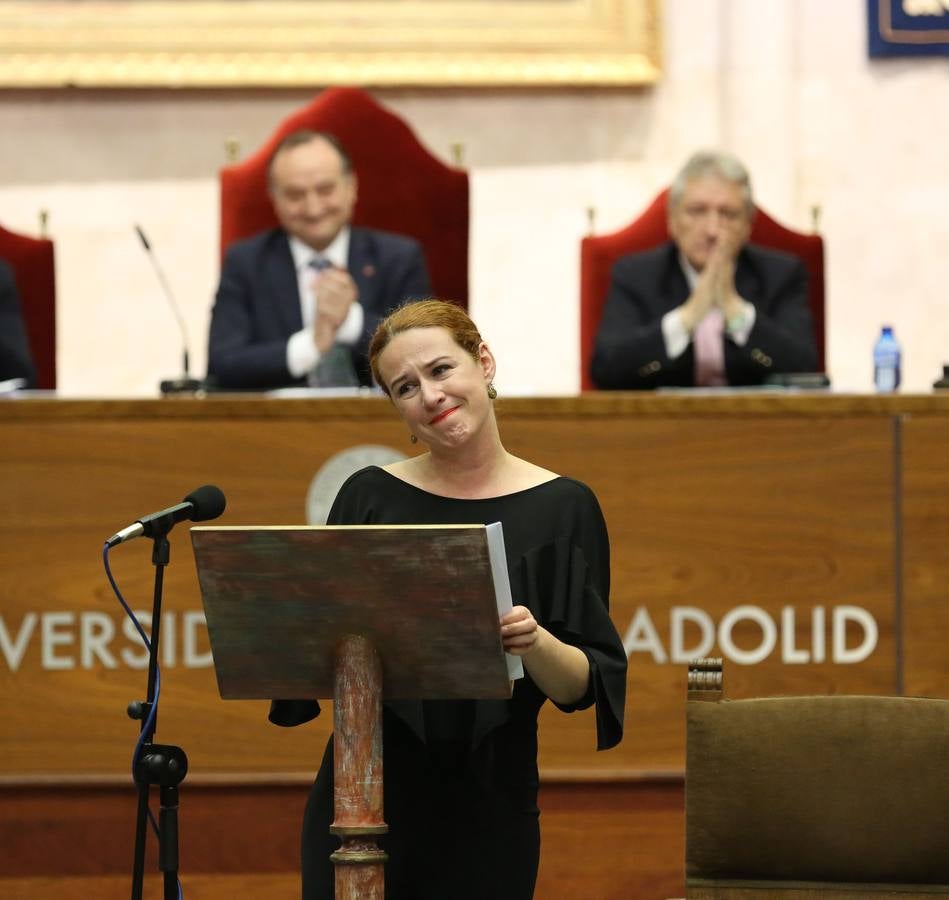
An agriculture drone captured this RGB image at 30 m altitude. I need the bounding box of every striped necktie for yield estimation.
[308,257,360,388]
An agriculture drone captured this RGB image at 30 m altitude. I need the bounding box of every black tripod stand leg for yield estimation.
[160,784,180,900]
[131,779,150,900]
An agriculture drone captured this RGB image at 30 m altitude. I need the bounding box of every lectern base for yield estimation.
[331,635,387,900]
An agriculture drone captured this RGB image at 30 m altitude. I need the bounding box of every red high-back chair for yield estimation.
[579,189,825,390]
[0,224,56,389]
[220,87,469,308]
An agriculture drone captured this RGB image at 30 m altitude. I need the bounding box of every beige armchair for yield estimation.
[685,660,949,898]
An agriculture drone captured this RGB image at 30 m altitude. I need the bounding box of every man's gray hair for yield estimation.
[266,130,353,191]
[669,150,754,214]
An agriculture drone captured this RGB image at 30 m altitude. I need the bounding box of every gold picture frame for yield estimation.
[0,0,660,88]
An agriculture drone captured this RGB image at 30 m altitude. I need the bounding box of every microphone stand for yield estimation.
[160,358,202,396]
[133,223,202,396]
[129,528,188,900]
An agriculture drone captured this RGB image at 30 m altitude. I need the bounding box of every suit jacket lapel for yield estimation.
[660,242,691,312]
[348,227,379,311]
[657,242,695,377]
[268,232,304,333]
[724,248,761,379]
[734,249,760,312]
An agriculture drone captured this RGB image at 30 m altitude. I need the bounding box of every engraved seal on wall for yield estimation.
[306,444,407,524]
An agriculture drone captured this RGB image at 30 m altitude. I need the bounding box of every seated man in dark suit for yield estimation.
[207,130,432,390]
[0,259,37,388]
[591,151,818,390]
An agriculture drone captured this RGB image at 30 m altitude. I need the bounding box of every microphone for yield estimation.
[106,485,226,548]
[134,223,202,395]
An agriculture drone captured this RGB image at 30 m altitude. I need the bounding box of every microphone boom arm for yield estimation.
[134,223,201,393]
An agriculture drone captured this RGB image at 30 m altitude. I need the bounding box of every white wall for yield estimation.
[1,0,946,397]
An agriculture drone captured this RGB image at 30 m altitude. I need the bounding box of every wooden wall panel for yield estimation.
[1,396,943,782]
[0,875,298,900]
[901,415,949,699]
[0,780,684,900]
[508,414,897,772]
[0,411,407,778]
[538,780,684,899]
[0,783,304,877]
[2,394,947,900]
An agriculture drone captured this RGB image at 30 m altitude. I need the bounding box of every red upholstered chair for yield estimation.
[220,87,469,308]
[0,224,56,389]
[579,189,826,390]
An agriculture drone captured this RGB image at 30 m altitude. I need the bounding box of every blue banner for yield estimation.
[868,0,949,57]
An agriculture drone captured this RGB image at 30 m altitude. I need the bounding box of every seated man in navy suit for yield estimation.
[591,151,817,390]
[207,130,431,390]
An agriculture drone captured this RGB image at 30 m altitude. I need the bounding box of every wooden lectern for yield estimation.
[191,524,515,900]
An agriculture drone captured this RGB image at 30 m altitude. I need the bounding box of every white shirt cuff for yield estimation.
[725,301,756,346]
[335,303,364,347]
[662,309,691,360]
[287,328,319,379]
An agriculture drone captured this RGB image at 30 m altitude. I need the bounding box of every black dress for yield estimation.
[270,467,627,900]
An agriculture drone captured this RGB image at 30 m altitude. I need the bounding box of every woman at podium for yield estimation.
[271,299,627,899]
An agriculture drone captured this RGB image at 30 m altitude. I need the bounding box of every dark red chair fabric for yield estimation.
[220,87,469,309]
[579,188,826,390]
[0,224,56,389]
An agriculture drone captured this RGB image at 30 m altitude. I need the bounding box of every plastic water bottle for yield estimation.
[873,326,901,392]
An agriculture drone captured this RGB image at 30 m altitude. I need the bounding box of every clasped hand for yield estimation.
[682,234,745,330]
[312,267,358,353]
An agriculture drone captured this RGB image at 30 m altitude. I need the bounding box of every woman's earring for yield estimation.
[410,434,418,444]
[487,383,498,400]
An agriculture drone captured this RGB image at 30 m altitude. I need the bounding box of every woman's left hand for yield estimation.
[501,605,590,704]
[500,605,539,656]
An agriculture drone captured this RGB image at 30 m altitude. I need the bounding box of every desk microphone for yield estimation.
[134,223,202,395]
